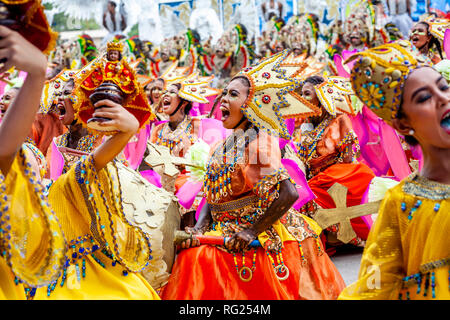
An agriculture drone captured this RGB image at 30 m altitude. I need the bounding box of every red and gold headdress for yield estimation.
[0,0,58,54]
[72,50,155,135]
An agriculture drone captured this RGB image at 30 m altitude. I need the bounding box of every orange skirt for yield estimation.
[308,163,375,240]
[160,239,345,300]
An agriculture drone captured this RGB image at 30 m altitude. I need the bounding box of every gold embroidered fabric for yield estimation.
[339,174,450,299]
[0,146,66,288]
[48,155,152,273]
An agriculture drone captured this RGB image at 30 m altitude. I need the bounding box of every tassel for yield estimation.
[431,272,436,299]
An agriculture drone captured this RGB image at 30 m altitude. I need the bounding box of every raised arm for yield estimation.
[90,99,139,171]
[0,26,47,175]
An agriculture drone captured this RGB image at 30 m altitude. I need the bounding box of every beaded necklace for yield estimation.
[58,131,98,153]
[297,114,334,165]
[203,126,257,203]
[233,249,257,282]
[155,116,194,154]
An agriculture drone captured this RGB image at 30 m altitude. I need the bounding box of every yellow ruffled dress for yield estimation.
[0,147,66,300]
[33,155,160,300]
[339,173,450,300]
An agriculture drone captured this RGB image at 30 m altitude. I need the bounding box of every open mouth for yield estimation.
[57,101,67,120]
[440,109,450,134]
[411,36,420,45]
[162,96,171,110]
[220,105,230,122]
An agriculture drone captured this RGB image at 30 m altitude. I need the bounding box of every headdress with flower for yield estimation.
[346,40,432,125]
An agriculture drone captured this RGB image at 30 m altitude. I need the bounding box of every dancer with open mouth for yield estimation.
[161,51,346,300]
[340,40,450,300]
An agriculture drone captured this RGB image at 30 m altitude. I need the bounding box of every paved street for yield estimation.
[330,247,364,286]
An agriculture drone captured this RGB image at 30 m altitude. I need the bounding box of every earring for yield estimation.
[409,129,415,135]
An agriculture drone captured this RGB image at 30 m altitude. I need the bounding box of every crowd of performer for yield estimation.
[0,0,449,300]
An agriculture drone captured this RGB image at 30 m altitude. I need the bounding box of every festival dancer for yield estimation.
[44,76,102,178]
[145,78,167,121]
[149,71,221,228]
[339,40,449,299]
[161,51,345,300]
[296,75,375,253]
[409,17,448,64]
[31,59,160,301]
[0,1,66,299]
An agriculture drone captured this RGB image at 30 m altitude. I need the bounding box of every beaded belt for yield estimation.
[210,195,259,214]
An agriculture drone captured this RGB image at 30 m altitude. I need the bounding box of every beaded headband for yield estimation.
[346,40,431,124]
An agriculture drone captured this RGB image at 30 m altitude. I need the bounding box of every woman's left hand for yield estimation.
[226,229,257,253]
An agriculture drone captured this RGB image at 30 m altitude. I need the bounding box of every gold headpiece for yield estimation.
[315,75,357,116]
[346,40,431,124]
[107,41,124,53]
[40,68,80,114]
[160,60,190,86]
[178,73,221,104]
[424,16,450,56]
[234,50,322,139]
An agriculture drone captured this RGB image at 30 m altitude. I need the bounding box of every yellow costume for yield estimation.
[339,41,449,299]
[33,155,159,300]
[339,174,449,299]
[0,146,66,300]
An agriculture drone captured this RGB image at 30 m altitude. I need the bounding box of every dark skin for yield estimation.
[301,81,353,163]
[181,78,300,252]
[302,82,328,126]
[392,67,450,185]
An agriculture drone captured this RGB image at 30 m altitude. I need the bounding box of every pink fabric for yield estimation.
[379,118,411,180]
[123,125,150,170]
[49,138,65,180]
[195,197,207,221]
[410,144,424,171]
[281,158,316,210]
[198,117,232,146]
[444,29,450,58]
[333,54,351,78]
[175,118,230,210]
[350,108,391,176]
[140,169,162,188]
[177,180,203,209]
